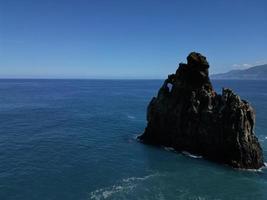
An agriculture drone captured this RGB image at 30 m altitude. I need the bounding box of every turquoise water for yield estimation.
[0,79,266,200]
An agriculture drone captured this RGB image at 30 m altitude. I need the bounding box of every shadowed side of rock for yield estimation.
[138,52,264,169]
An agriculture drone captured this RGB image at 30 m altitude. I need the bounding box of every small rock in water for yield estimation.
[138,52,264,169]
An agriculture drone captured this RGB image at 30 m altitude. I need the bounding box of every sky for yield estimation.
[0,0,267,78]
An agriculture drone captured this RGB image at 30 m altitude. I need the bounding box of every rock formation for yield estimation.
[138,52,264,169]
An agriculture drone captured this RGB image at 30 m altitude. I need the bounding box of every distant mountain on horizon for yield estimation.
[211,64,267,80]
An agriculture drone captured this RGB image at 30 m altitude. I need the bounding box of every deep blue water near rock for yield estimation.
[0,79,266,200]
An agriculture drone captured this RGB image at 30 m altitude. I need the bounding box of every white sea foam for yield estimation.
[135,134,142,141]
[237,163,267,172]
[238,167,264,172]
[163,147,175,152]
[90,184,135,200]
[122,173,159,183]
[89,173,159,200]
[182,151,203,159]
[163,146,202,159]
[127,115,135,119]
[134,134,140,140]
[258,135,266,142]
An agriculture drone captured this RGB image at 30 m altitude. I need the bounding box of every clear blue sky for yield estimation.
[1,0,267,78]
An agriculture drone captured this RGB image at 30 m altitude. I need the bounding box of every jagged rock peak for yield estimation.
[187,52,209,68]
[173,52,212,90]
[138,52,264,169]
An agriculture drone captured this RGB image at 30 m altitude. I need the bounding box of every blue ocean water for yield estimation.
[0,79,266,200]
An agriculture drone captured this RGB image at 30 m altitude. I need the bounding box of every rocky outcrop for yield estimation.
[138,52,264,169]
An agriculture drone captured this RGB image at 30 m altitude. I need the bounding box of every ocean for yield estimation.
[0,79,266,200]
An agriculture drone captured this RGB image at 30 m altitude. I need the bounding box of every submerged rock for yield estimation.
[138,52,264,169]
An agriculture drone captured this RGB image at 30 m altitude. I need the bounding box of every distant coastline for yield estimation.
[211,64,267,80]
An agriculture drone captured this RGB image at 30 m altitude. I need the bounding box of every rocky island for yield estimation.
[138,52,264,169]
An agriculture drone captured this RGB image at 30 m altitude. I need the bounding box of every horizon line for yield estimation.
[0,77,165,80]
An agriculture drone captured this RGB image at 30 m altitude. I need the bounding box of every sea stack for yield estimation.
[138,52,264,169]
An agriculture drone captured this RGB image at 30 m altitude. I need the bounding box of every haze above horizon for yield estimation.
[1,0,267,79]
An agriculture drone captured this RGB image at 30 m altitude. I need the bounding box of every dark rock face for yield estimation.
[138,52,264,169]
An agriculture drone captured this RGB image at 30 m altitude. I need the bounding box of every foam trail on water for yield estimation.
[127,115,135,120]
[182,151,203,159]
[164,147,175,152]
[122,173,159,183]
[237,162,267,172]
[90,184,135,200]
[89,173,159,200]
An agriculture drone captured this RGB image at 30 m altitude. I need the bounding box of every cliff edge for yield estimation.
[138,52,264,169]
